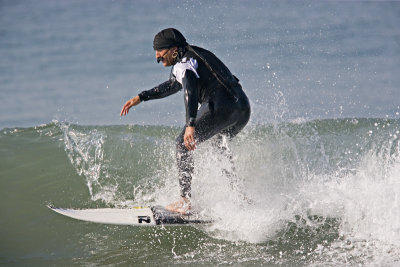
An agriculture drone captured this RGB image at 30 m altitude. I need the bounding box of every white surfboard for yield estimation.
[48,205,212,226]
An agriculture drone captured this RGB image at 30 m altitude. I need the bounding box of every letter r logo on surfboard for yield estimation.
[138,216,151,224]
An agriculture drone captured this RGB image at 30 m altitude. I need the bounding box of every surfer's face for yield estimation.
[155,47,177,67]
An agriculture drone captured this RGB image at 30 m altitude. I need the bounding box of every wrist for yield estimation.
[187,117,196,127]
[138,92,147,102]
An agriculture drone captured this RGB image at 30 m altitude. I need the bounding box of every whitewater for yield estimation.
[1,118,399,265]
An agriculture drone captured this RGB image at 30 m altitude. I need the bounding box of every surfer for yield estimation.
[120,28,250,214]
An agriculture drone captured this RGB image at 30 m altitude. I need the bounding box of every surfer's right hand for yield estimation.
[120,96,141,116]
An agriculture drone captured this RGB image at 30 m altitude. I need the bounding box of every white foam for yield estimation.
[60,122,118,202]
[150,125,400,264]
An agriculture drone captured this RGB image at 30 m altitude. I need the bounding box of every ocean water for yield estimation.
[1,0,400,266]
[1,119,400,265]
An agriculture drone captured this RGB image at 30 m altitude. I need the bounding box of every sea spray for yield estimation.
[59,122,181,206]
[10,118,397,265]
[60,122,117,202]
[150,118,400,264]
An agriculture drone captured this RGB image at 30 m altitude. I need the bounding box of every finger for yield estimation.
[184,139,189,150]
[184,140,192,150]
[187,136,196,150]
[189,136,196,146]
[186,144,193,151]
[186,140,196,151]
[121,104,131,116]
[121,103,128,116]
[190,140,195,150]
[191,141,197,150]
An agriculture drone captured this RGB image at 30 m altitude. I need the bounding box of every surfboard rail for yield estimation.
[48,205,212,226]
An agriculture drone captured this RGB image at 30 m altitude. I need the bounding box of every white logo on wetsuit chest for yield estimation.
[172,57,200,84]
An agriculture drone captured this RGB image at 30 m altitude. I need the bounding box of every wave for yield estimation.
[1,118,399,265]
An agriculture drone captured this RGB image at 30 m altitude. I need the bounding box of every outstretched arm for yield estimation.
[138,80,182,101]
[120,95,141,116]
[121,78,181,117]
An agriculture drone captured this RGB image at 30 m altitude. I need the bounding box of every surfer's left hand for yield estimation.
[184,126,196,151]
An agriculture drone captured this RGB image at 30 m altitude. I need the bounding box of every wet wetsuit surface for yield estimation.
[139,46,251,197]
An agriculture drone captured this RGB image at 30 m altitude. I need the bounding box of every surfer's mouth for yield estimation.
[156,48,171,64]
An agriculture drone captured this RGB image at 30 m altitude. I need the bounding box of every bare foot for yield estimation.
[165,197,191,214]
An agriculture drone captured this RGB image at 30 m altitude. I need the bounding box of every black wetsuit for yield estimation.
[138,46,251,198]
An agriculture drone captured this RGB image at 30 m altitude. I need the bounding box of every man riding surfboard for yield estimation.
[120,28,250,214]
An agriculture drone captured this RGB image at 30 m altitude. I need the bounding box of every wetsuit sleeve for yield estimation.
[138,80,182,101]
[182,70,199,127]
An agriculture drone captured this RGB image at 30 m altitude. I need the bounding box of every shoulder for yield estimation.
[176,57,198,70]
[172,57,200,84]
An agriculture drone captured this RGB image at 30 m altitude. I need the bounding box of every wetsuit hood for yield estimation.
[153,28,187,50]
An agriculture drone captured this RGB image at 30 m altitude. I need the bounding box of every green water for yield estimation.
[1,119,400,266]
